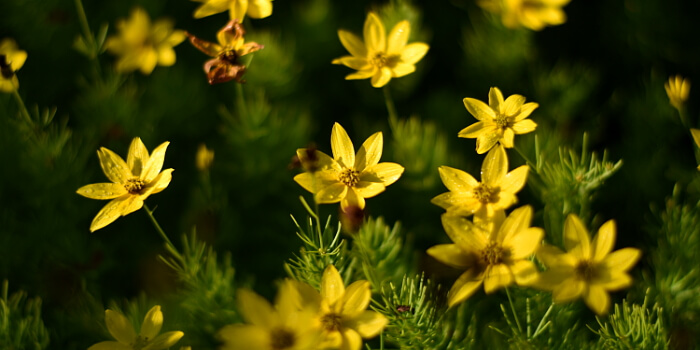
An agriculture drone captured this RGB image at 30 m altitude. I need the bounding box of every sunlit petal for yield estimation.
[337,30,367,58]
[371,67,392,88]
[355,132,382,171]
[564,214,591,259]
[481,144,508,185]
[362,162,404,186]
[448,269,483,307]
[483,264,513,293]
[348,311,388,338]
[77,183,127,200]
[463,97,496,121]
[584,285,610,315]
[331,123,355,168]
[488,87,504,113]
[322,265,345,306]
[437,166,479,192]
[399,43,429,65]
[105,309,137,345]
[592,220,616,262]
[237,288,276,327]
[98,148,130,184]
[427,244,473,269]
[140,305,163,340]
[363,12,386,53]
[341,281,371,317]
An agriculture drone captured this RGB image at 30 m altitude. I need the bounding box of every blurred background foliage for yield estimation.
[2,0,700,348]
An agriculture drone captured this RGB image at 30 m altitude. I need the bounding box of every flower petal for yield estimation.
[592,220,616,262]
[348,311,388,338]
[333,56,370,70]
[503,94,526,117]
[500,165,529,195]
[237,288,276,327]
[390,63,415,78]
[322,265,345,306]
[501,128,515,148]
[353,182,385,198]
[533,267,573,291]
[340,329,363,350]
[481,144,508,186]
[331,123,355,169]
[105,309,137,345]
[483,264,513,293]
[536,245,575,268]
[144,168,173,196]
[437,166,479,192]
[594,270,633,291]
[217,324,269,349]
[127,137,150,177]
[140,306,163,340]
[386,20,409,55]
[316,183,348,204]
[345,69,375,80]
[98,147,130,184]
[337,30,367,58]
[601,248,641,272]
[157,46,176,66]
[432,193,481,215]
[248,0,273,19]
[505,228,543,260]
[77,183,127,200]
[475,132,501,154]
[361,162,404,186]
[488,87,504,113]
[228,0,248,21]
[512,119,537,134]
[497,205,533,243]
[458,121,496,139]
[552,278,585,303]
[144,331,183,350]
[341,187,365,210]
[399,43,429,65]
[370,67,392,88]
[447,269,483,307]
[193,0,229,18]
[463,97,496,121]
[427,244,473,269]
[441,214,488,254]
[363,12,386,53]
[584,285,610,315]
[564,214,591,259]
[354,132,382,171]
[341,281,371,317]
[88,341,132,350]
[142,141,170,183]
[90,196,139,232]
[511,260,539,286]
[514,102,539,121]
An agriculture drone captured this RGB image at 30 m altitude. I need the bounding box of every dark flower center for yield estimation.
[338,168,360,187]
[321,313,343,332]
[270,328,296,350]
[481,241,507,265]
[0,55,14,79]
[575,260,597,282]
[124,177,146,194]
[473,183,498,203]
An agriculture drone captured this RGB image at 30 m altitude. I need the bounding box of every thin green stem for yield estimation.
[11,87,32,124]
[513,145,537,171]
[506,288,523,333]
[235,83,248,118]
[383,86,399,130]
[74,0,95,50]
[143,203,183,262]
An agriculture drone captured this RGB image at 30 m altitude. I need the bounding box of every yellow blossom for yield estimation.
[459,87,538,154]
[89,305,184,350]
[535,214,641,315]
[196,143,215,171]
[665,75,690,110]
[218,280,321,350]
[315,265,387,350]
[77,137,173,232]
[691,128,700,171]
[186,20,263,84]
[478,0,571,31]
[0,38,27,92]
[432,144,528,220]
[428,206,543,307]
[104,8,186,74]
[192,0,273,21]
[294,123,404,211]
[332,12,429,88]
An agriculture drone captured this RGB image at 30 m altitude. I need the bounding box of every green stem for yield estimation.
[11,87,32,124]
[74,0,95,50]
[235,83,248,118]
[505,288,523,333]
[513,145,537,171]
[143,203,183,262]
[383,86,399,130]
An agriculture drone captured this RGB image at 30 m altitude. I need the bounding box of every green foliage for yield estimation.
[592,293,668,350]
[0,281,50,350]
[351,216,412,289]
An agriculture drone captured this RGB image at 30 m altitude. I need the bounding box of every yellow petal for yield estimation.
[505,228,543,260]
[77,183,127,200]
[331,123,355,169]
[142,141,170,183]
[437,166,479,193]
[458,121,496,139]
[488,87,504,114]
[592,220,616,262]
[144,168,173,195]
[105,309,137,345]
[514,102,539,122]
[532,267,572,291]
[390,63,415,78]
[536,245,575,268]
[193,0,229,18]
[88,341,131,350]
[237,288,276,327]
[348,310,388,338]
[483,264,513,293]
[475,131,501,154]
[340,329,363,350]
[441,214,488,254]
[447,269,483,307]
[354,132,382,171]
[511,260,538,286]
[341,281,371,317]
[512,119,537,134]
[564,214,591,259]
[362,162,404,186]
[248,0,272,18]
[601,248,641,272]
[138,50,159,75]
[334,56,370,70]
[296,148,339,172]
[500,165,529,195]
[127,137,149,177]
[144,331,183,350]
[583,285,610,315]
[497,205,533,243]
[552,278,585,303]
[316,183,348,204]
[218,324,269,349]
[386,20,409,55]
[370,67,392,88]
[90,196,139,232]
[157,46,176,66]
[501,128,515,148]
[426,244,473,269]
[463,97,496,121]
[294,171,339,194]
[691,128,700,148]
[322,265,345,306]
[363,12,386,53]
[399,43,429,65]
[481,144,508,186]
[345,69,375,80]
[341,188,365,210]
[353,182,385,198]
[503,94,526,117]
[337,30,367,58]
[98,147,130,184]
[229,0,249,21]
[432,193,481,216]
[593,270,633,291]
[140,305,163,340]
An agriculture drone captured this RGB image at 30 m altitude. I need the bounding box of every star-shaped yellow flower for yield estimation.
[0,38,27,92]
[218,280,321,350]
[665,75,690,111]
[104,7,186,75]
[192,0,273,21]
[77,137,173,232]
[294,123,404,211]
[89,305,184,350]
[478,0,571,31]
[459,87,538,154]
[432,144,528,220]
[332,12,429,88]
[535,214,641,315]
[428,206,543,307]
[315,265,387,350]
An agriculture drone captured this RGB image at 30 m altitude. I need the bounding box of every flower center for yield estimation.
[338,168,360,187]
[220,49,238,63]
[473,183,497,203]
[575,260,597,282]
[481,241,507,265]
[0,55,14,79]
[270,328,296,350]
[494,114,510,128]
[321,313,343,332]
[369,52,398,68]
[131,335,149,350]
[124,177,146,194]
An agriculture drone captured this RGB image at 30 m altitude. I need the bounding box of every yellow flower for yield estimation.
[331,12,429,88]
[691,128,700,170]
[459,87,538,154]
[428,206,543,307]
[316,265,387,350]
[665,75,690,110]
[77,137,173,232]
[478,0,571,31]
[186,20,263,84]
[431,144,528,220]
[195,143,215,171]
[104,8,186,74]
[294,123,404,211]
[535,214,641,315]
[89,305,184,350]
[192,0,273,21]
[0,38,27,92]
[218,280,321,350]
